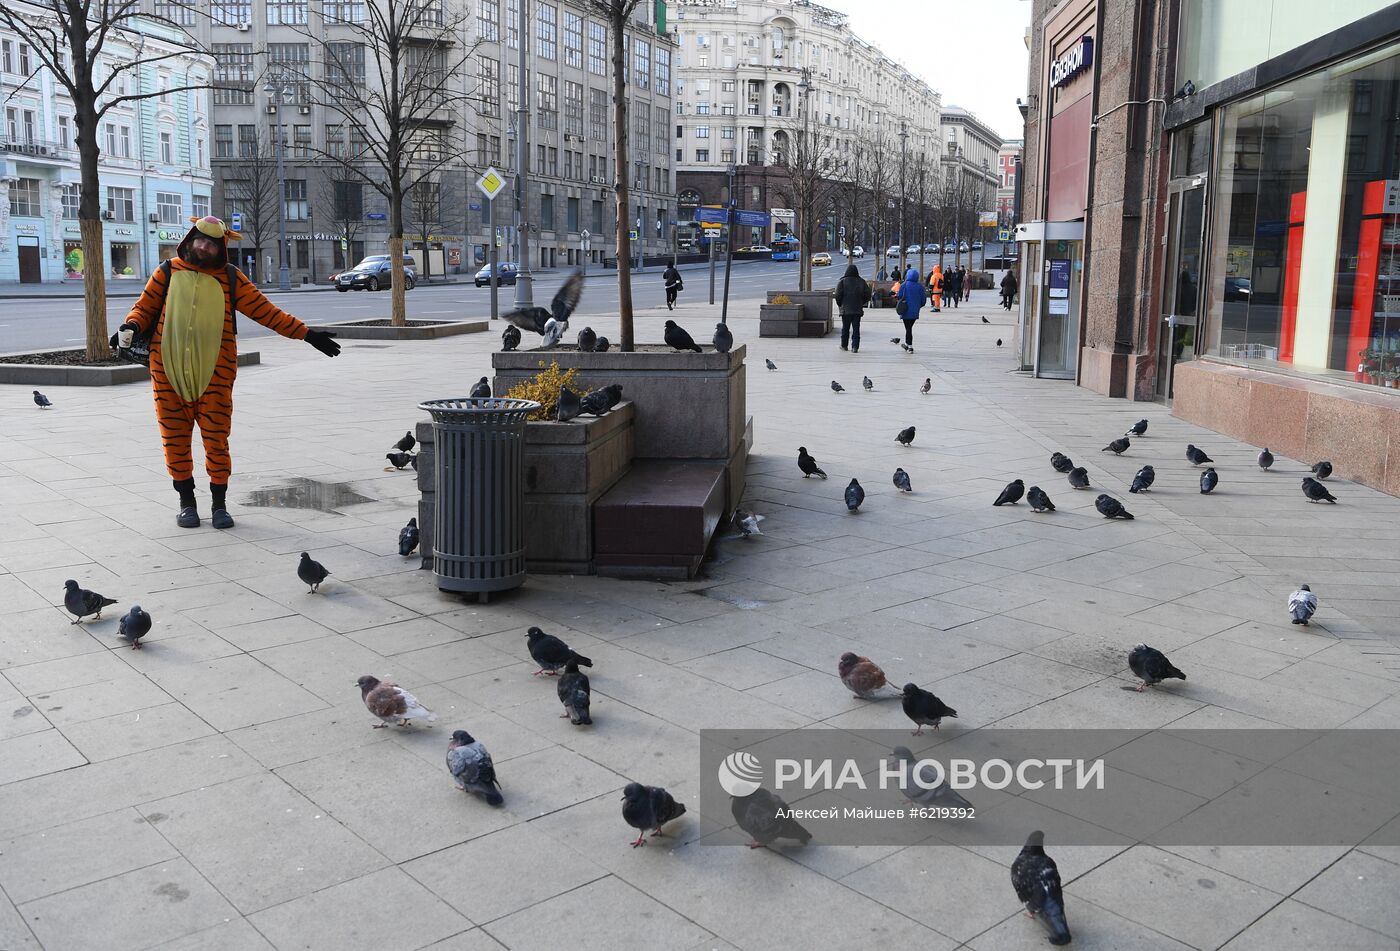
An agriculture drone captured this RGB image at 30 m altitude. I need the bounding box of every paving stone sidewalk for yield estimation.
[1,285,1398,951]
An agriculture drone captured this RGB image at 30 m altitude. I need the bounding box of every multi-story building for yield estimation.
[669,0,942,251]
[996,139,1023,226]
[0,12,213,285]
[937,105,1002,242]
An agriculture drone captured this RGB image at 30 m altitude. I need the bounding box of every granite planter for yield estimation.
[759,303,803,338]
[317,319,487,340]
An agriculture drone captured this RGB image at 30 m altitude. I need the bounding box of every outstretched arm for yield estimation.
[232,275,340,357]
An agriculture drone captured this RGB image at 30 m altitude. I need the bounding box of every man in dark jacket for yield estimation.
[662,261,683,310]
[1000,270,1018,310]
[834,263,872,352]
[945,267,963,309]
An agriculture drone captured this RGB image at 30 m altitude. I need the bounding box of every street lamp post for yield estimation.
[898,121,908,278]
[512,0,533,309]
[721,162,736,325]
[265,82,292,291]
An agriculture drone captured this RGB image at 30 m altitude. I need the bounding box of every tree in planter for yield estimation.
[0,0,208,360]
[218,134,281,282]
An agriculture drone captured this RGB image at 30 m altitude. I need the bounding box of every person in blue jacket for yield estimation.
[895,266,926,353]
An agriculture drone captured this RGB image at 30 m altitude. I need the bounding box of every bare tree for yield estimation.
[864,130,895,280]
[316,173,366,273]
[404,176,442,282]
[774,88,840,292]
[831,137,871,269]
[216,132,280,281]
[907,151,938,280]
[588,0,642,349]
[0,0,207,359]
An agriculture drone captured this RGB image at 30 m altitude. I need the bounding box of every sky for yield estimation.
[825,0,1032,141]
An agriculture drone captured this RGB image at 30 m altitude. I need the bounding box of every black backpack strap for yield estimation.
[226,263,240,335]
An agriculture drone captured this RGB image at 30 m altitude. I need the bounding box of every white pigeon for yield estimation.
[542,317,567,348]
[1288,585,1318,626]
[733,509,764,537]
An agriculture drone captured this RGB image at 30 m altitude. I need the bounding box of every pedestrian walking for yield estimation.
[896,266,927,353]
[958,266,970,302]
[945,267,963,309]
[834,263,871,353]
[1000,270,1018,311]
[663,261,683,310]
[927,264,943,311]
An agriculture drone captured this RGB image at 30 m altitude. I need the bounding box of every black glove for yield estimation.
[305,329,341,358]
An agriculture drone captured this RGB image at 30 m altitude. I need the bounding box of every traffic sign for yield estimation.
[230,212,242,231]
[366,212,386,220]
[628,229,639,241]
[998,228,1013,242]
[340,237,348,250]
[581,229,592,250]
[476,166,507,200]
[469,203,482,211]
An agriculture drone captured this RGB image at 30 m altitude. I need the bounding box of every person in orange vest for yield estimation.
[926,264,944,311]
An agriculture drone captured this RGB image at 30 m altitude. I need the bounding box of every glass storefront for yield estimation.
[63,240,85,279]
[108,242,140,278]
[1202,40,1400,391]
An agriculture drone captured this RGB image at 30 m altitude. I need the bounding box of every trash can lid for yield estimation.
[417,397,542,422]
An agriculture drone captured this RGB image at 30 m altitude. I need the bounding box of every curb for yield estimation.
[0,350,261,386]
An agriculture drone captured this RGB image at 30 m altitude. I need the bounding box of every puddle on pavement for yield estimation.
[242,477,375,512]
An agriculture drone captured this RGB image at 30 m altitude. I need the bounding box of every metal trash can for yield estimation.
[418,397,540,601]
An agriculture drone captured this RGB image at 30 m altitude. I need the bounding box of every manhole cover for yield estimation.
[243,477,375,512]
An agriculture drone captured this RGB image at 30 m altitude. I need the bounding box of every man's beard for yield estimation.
[185,244,218,267]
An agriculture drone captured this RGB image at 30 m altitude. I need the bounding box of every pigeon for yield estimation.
[541,317,567,348]
[386,451,414,470]
[63,580,117,624]
[1186,443,1213,466]
[556,385,582,422]
[1129,465,1155,493]
[117,605,151,649]
[891,746,973,809]
[1011,831,1072,946]
[901,683,957,735]
[394,431,416,453]
[732,509,764,536]
[862,375,873,392]
[398,518,420,556]
[765,358,777,370]
[664,319,702,352]
[893,468,912,493]
[731,787,811,849]
[797,447,827,479]
[1027,485,1055,512]
[1200,467,1218,494]
[446,730,503,805]
[1102,437,1130,455]
[501,324,521,351]
[844,478,865,511]
[993,479,1025,506]
[469,376,491,399]
[1067,467,1091,490]
[981,315,990,324]
[1050,452,1074,473]
[831,380,845,394]
[1311,460,1333,480]
[502,269,584,335]
[593,336,611,352]
[838,652,902,699]
[1095,494,1134,519]
[1127,644,1185,691]
[896,426,916,446]
[33,389,52,408]
[713,322,733,354]
[576,326,597,352]
[1288,584,1317,626]
[356,674,437,727]
[579,385,621,417]
[996,338,1003,346]
[890,337,901,344]
[410,454,418,471]
[1258,447,1274,470]
[557,660,593,725]
[297,552,330,592]
[1126,419,1148,436]
[1302,477,1337,503]
[920,377,931,395]
[526,626,593,675]
[622,782,687,847]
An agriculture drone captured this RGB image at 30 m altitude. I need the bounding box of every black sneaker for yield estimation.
[211,509,235,530]
[177,506,201,529]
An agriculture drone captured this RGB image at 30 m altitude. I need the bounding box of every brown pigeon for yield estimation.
[356,675,437,728]
[838,652,901,700]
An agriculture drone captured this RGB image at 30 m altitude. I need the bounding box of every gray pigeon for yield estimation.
[1200,467,1218,494]
[557,660,592,725]
[398,518,420,556]
[664,319,702,352]
[33,390,52,408]
[63,580,116,624]
[1126,419,1148,436]
[831,380,845,393]
[1095,494,1134,519]
[993,479,1025,506]
[713,323,733,354]
[594,336,610,352]
[1129,465,1155,493]
[117,605,151,649]
[731,787,811,849]
[386,451,414,469]
[578,386,620,417]
[1186,444,1213,466]
[1102,437,1130,454]
[297,552,330,592]
[1011,831,1072,946]
[526,626,592,675]
[844,478,865,511]
[622,782,687,847]
[797,447,827,479]
[469,376,491,399]
[1027,485,1054,512]
[1258,447,1274,470]
[394,431,416,453]
[501,325,521,351]
[891,746,973,809]
[1128,644,1185,691]
[1068,467,1091,490]
[765,358,776,370]
[541,317,567,348]
[1311,460,1333,480]
[893,468,912,493]
[1288,585,1317,625]
[556,385,582,422]
[1302,477,1337,503]
[863,375,873,391]
[1050,452,1074,473]
[896,426,915,446]
[576,326,597,352]
[501,269,583,335]
[901,683,957,735]
[920,378,931,395]
[357,674,437,727]
[446,729,503,805]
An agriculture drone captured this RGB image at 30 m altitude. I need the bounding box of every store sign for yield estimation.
[1050,36,1093,89]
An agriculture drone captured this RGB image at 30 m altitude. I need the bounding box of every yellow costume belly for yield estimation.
[161,270,226,401]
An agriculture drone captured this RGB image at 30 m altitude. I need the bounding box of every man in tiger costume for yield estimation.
[116,215,342,529]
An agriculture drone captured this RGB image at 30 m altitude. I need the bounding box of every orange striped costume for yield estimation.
[124,256,308,483]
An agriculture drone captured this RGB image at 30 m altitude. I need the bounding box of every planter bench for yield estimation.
[593,461,726,579]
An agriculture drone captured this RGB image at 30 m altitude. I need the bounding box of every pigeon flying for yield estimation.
[1102,437,1130,455]
[1011,831,1072,946]
[398,518,420,556]
[541,317,567,348]
[892,746,973,809]
[385,451,414,470]
[501,324,521,352]
[838,652,902,700]
[844,478,865,512]
[1128,644,1185,691]
[1027,485,1055,512]
[1200,467,1218,494]
[622,782,687,847]
[63,580,117,624]
[1126,419,1148,437]
[713,323,733,354]
[1288,585,1318,626]
[663,319,703,352]
[556,385,583,422]
[356,674,438,727]
[297,552,330,593]
[1258,447,1274,470]
[117,605,151,649]
[469,376,491,399]
[1311,460,1333,480]
[1095,494,1134,519]
[446,730,504,805]
[502,269,584,335]
[731,787,812,849]
[1186,444,1213,466]
[1129,465,1155,494]
[526,626,593,675]
[557,660,593,725]
[1068,467,1091,490]
[920,377,931,395]
[797,447,827,479]
[1302,477,1338,503]
[1050,452,1074,474]
[831,380,845,394]
[901,683,957,735]
[33,390,52,408]
[896,426,916,446]
[576,326,597,352]
[862,375,873,392]
[765,358,777,370]
[893,468,912,493]
[993,479,1025,506]
[394,431,416,453]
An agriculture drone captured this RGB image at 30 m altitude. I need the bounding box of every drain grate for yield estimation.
[242,477,376,512]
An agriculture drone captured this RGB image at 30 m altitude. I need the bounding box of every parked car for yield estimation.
[475,262,519,287]
[959,241,970,253]
[336,255,416,292]
[923,243,941,254]
[735,245,772,253]
[811,252,832,266]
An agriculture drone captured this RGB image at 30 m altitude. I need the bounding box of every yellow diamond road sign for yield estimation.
[476,167,507,200]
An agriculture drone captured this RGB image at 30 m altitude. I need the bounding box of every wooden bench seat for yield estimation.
[593,461,726,579]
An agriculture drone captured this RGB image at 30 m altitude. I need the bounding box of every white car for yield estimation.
[852,245,865,257]
[905,244,920,255]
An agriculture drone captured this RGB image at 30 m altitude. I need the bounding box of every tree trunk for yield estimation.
[611,11,634,351]
[388,176,406,325]
[74,95,109,361]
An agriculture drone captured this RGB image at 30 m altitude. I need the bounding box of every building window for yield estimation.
[8,177,40,216]
[324,0,364,22]
[696,102,710,115]
[592,199,603,234]
[721,126,735,139]
[536,3,557,60]
[57,114,72,149]
[564,80,584,137]
[567,196,579,231]
[106,186,134,222]
[293,124,311,158]
[326,42,365,101]
[477,0,499,41]
[695,126,709,139]
[213,43,254,105]
[696,148,709,163]
[720,149,734,164]
[60,184,80,219]
[540,193,554,230]
[211,0,251,25]
[634,37,650,90]
[295,239,310,269]
[589,87,607,141]
[656,47,670,97]
[0,41,11,75]
[192,194,210,218]
[267,44,311,101]
[655,106,667,154]
[284,179,308,221]
[152,0,196,24]
[156,192,183,223]
[507,0,519,49]
[537,72,558,129]
[478,57,500,117]
[238,124,258,157]
[119,125,132,158]
[588,22,606,75]
[196,136,206,167]
[564,11,582,69]
[266,0,308,25]
[160,130,174,164]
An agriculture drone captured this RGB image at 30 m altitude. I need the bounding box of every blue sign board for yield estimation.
[735,209,771,228]
[1049,259,1071,293]
[1049,36,1093,89]
[366,212,387,220]
[229,212,242,231]
[469,203,482,211]
[695,206,728,224]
